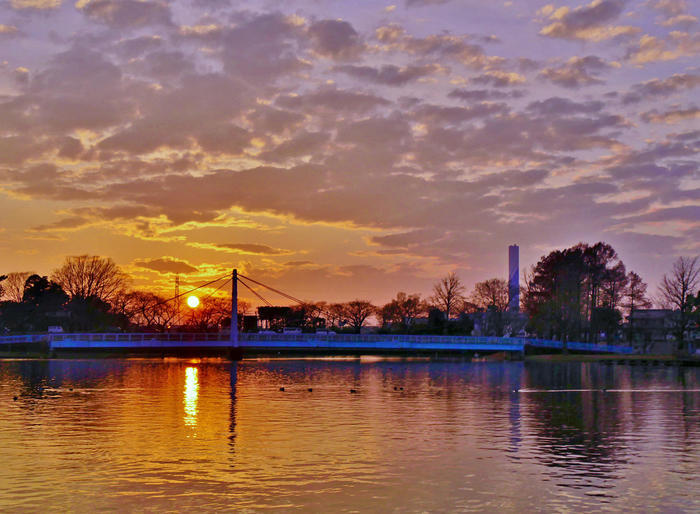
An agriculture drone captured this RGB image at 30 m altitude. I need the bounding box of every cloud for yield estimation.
[78,0,174,28]
[406,0,452,6]
[622,73,700,103]
[539,56,612,88]
[640,106,700,123]
[447,89,524,101]
[375,23,500,70]
[285,260,314,267]
[333,64,439,86]
[526,97,604,115]
[0,25,20,37]
[538,0,640,41]
[29,216,92,232]
[308,19,364,60]
[217,12,309,84]
[648,0,687,16]
[216,243,292,255]
[9,0,61,9]
[660,14,698,29]
[276,86,390,113]
[135,257,198,275]
[626,31,700,64]
[258,131,330,162]
[471,71,526,87]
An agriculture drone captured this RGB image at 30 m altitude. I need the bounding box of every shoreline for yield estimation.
[1,348,699,366]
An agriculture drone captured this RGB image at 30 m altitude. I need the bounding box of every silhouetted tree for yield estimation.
[522,242,628,344]
[184,297,231,332]
[658,256,700,353]
[379,292,426,331]
[343,300,375,333]
[623,271,651,344]
[19,275,69,332]
[430,272,466,322]
[326,303,349,328]
[1,272,33,303]
[52,255,129,304]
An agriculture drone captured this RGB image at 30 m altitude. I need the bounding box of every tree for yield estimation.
[0,275,6,300]
[326,303,349,328]
[658,256,700,353]
[343,300,375,333]
[184,297,231,332]
[623,271,651,344]
[1,272,33,302]
[121,291,179,331]
[522,242,628,344]
[430,272,466,321]
[470,278,510,336]
[52,255,129,304]
[20,275,69,332]
[471,278,509,312]
[379,292,426,331]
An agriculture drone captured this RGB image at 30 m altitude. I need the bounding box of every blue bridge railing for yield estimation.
[0,332,635,354]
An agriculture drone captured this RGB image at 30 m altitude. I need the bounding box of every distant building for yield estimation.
[508,244,519,312]
[627,309,675,353]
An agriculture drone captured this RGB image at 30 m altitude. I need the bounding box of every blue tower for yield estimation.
[508,245,519,312]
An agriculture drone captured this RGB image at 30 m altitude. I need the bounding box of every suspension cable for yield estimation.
[201,277,232,302]
[237,273,306,306]
[237,276,272,306]
[144,273,231,311]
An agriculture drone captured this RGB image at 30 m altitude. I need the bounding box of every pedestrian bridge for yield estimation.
[0,332,635,356]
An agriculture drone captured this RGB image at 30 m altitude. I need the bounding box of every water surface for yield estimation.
[1,358,698,511]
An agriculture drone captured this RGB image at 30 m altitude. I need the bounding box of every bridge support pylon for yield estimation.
[230,268,243,360]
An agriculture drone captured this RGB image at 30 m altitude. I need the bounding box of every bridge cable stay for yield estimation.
[237,276,273,306]
[237,274,306,306]
[200,277,232,302]
[142,273,231,313]
[236,273,340,325]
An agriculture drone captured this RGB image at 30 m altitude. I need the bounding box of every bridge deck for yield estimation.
[1,333,633,355]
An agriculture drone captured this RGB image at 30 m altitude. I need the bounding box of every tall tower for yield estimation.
[508,245,519,312]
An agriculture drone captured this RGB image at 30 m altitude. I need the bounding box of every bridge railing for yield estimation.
[1,332,635,353]
[0,334,50,344]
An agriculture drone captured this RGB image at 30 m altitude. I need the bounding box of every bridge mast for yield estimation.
[231,269,238,347]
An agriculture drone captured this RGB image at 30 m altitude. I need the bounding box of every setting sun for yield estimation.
[186,296,200,308]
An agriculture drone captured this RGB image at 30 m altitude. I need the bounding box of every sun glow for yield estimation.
[187,295,200,308]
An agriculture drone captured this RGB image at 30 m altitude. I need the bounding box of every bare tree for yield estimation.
[52,255,129,304]
[658,256,700,353]
[470,278,509,312]
[623,271,651,346]
[2,272,33,302]
[343,300,375,333]
[327,303,348,328]
[184,297,232,332]
[380,292,426,329]
[430,272,466,320]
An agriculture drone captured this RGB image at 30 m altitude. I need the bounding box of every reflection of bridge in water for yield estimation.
[0,332,635,358]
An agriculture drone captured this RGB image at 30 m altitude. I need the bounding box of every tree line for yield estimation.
[1,245,699,352]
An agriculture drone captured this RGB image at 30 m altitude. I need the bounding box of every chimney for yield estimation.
[508,245,519,312]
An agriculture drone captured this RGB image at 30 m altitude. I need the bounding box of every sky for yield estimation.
[0,0,698,306]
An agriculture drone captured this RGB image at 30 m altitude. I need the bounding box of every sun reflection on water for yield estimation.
[184,366,199,427]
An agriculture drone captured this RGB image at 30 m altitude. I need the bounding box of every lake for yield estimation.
[0,358,698,512]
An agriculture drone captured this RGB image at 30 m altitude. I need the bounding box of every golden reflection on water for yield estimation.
[183,366,198,427]
[0,360,698,512]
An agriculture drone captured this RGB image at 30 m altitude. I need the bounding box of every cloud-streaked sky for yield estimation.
[0,0,698,304]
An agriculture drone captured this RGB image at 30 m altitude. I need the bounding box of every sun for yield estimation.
[186,295,200,308]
